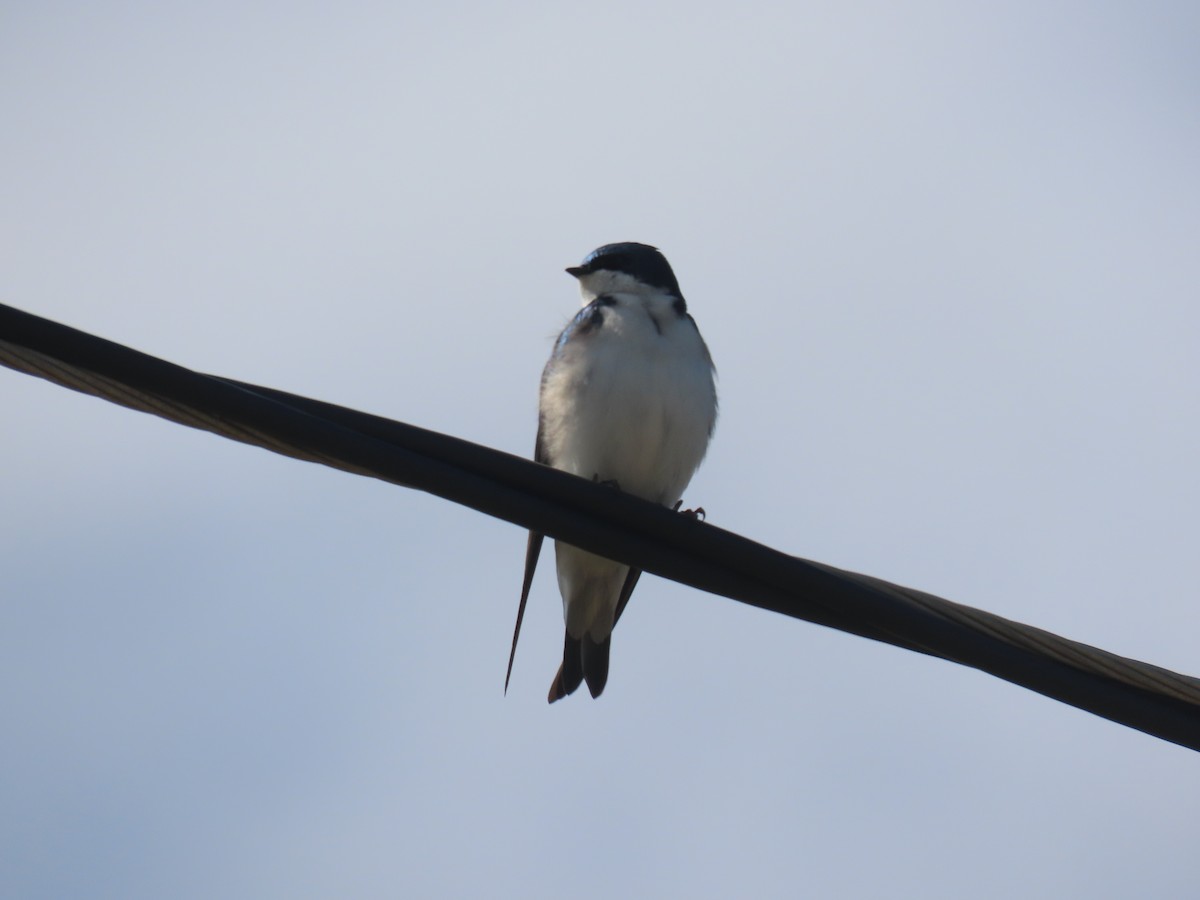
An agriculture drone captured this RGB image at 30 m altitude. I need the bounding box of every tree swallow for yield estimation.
[505,242,718,702]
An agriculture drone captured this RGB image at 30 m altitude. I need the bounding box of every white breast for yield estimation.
[539,292,717,506]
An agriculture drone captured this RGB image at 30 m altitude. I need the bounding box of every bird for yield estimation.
[504,242,718,702]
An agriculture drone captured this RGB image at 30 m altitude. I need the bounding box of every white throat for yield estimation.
[575,269,660,304]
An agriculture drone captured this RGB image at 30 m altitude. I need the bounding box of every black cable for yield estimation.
[3,301,1198,751]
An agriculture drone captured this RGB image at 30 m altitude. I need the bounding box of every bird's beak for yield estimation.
[565,266,586,279]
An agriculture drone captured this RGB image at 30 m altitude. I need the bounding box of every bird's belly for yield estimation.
[548,357,712,506]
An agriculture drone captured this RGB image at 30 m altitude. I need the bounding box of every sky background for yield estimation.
[3,2,1199,897]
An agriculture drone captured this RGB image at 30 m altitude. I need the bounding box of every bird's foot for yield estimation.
[673,500,706,521]
[592,474,622,491]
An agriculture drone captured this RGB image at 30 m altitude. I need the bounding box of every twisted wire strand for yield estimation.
[3,302,1197,750]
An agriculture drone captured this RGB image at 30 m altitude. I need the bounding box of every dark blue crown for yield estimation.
[569,242,682,297]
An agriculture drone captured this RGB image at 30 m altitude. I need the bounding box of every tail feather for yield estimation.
[548,631,584,703]
[546,617,615,702]
[581,633,610,698]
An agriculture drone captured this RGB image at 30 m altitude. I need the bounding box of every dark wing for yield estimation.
[504,422,549,694]
[504,531,543,694]
[612,566,643,626]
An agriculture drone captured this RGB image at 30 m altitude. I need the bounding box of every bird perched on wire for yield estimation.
[505,242,718,702]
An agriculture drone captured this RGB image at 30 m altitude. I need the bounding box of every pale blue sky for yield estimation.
[3,3,1199,898]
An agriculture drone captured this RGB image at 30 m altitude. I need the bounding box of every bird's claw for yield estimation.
[672,500,706,521]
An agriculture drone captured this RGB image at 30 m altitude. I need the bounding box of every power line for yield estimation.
[3,301,1198,751]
